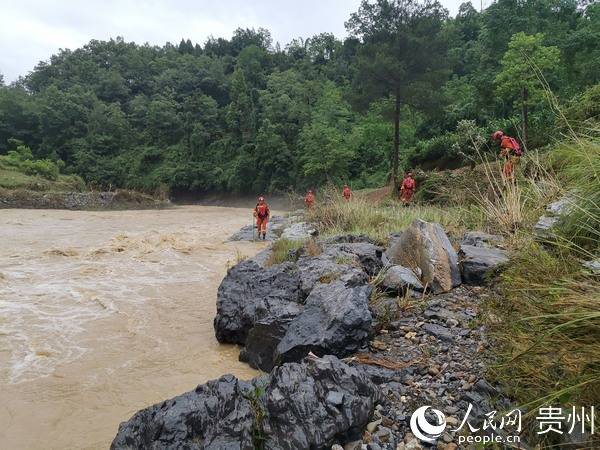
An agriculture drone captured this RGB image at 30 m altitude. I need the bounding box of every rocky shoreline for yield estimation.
[112,217,513,450]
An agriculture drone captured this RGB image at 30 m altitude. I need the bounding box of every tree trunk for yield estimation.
[392,89,400,195]
[522,86,529,149]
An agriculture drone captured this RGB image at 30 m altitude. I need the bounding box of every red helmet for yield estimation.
[492,130,504,141]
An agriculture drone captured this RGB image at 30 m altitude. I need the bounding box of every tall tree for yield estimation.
[495,32,560,148]
[346,0,450,192]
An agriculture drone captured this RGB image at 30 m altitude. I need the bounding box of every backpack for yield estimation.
[509,137,522,156]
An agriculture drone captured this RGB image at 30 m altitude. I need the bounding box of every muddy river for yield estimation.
[0,206,265,449]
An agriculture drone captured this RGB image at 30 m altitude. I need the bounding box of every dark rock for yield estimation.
[239,316,296,371]
[459,245,509,285]
[214,260,302,344]
[111,374,256,450]
[461,231,504,248]
[322,242,384,276]
[325,234,378,245]
[380,265,424,293]
[297,253,366,296]
[353,363,400,385]
[262,356,377,449]
[112,356,377,450]
[275,277,373,364]
[422,323,453,342]
[386,219,461,293]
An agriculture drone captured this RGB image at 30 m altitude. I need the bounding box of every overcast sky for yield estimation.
[0,0,490,83]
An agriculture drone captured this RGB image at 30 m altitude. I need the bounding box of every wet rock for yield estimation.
[112,355,377,450]
[459,245,509,285]
[275,277,373,364]
[214,260,302,344]
[461,231,504,248]
[380,265,424,293]
[281,221,318,241]
[386,219,460,294]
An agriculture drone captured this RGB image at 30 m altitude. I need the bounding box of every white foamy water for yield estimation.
[0,206,263,450]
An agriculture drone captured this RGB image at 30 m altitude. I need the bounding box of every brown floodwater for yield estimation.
[0,206,265,450]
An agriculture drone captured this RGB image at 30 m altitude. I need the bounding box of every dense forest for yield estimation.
[0,0,598,194]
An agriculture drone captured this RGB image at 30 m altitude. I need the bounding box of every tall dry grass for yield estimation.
[307,185,474,242]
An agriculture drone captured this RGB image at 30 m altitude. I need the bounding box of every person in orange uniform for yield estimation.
[342,184,352,201]
[304,190,315,209]
[400,172,416,206]
[253,196,270,240]
[492,130,522,181]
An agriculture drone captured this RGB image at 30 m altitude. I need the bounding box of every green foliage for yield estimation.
[495,32,561,106]
[0,142,61,181]
[0,3,598,192]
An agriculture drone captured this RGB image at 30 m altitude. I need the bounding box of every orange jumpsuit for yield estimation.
[500,136,519,180]
[342,187,352,201]
[305,192,315,209]
[254,203,270,235]
[400,177,416,204]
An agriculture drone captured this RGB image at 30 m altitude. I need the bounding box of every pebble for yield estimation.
[445,416,459,427]
[366,419,382,433]
[428,366,440,376]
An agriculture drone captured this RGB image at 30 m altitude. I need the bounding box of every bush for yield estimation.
[21,159,60,180]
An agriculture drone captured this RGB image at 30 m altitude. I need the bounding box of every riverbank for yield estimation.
[0,187,167,210]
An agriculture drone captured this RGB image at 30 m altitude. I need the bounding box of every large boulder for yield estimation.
[111,356,377,450]
[386,219,461,293]
[459,245,509,285]
[262,356,377,449]
[214,260,302,344]
[275,274,373,364]
[111,374,256,449]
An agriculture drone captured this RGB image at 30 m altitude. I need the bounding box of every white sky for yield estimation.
[0,0,491,82]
